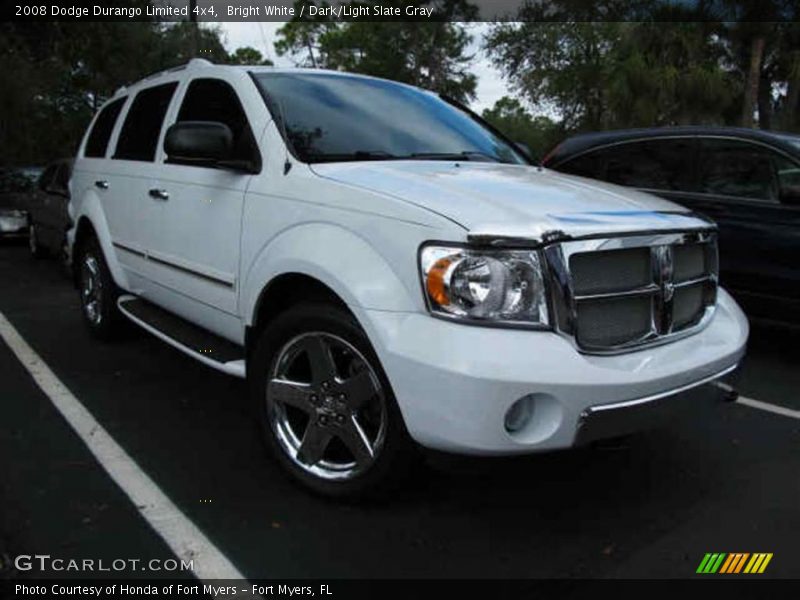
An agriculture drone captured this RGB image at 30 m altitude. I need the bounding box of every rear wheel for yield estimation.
[77,237,125,340]
[250,303,415,499]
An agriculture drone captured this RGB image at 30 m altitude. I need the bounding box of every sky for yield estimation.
[216,22,512,113]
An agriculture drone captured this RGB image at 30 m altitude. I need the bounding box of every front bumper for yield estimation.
[574,365,738,445]
[357,288,748,455]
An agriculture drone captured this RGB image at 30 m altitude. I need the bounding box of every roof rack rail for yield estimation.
[142,58,213,82]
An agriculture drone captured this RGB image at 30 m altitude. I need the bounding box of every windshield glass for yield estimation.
[253,72,527,165]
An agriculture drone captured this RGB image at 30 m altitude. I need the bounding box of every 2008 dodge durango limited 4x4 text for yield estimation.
[67,59,748,498]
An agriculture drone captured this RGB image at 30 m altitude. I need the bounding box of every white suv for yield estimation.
[68,59,748,497]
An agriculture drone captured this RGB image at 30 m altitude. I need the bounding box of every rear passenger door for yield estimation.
[142,75,260,336]
[106,81,180,294]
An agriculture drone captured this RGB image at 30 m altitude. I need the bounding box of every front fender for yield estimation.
[241,222,418,326]
[72,191,130,291]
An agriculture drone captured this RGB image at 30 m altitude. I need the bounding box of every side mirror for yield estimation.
[164,121,233,166]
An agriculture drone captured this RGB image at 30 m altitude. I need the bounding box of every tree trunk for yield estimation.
[741,35,765,128]
[782,52,800,131]
[758,71,772,130]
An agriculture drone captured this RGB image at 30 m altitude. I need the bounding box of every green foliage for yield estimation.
[485,0,800,134]
[227,46,274,66]
[0,21,271,166]
[481,97,561,158]
[275,1,477,102]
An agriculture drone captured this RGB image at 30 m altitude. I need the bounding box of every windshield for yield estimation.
[253,72,528,165]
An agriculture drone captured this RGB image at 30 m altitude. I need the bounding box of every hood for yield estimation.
[311,161,709,239]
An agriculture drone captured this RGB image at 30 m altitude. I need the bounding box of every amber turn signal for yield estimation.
[426,257,453,307]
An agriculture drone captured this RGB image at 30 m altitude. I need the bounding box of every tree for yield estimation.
[484,2,742,131]
[0,18,234,166]
[481,97,561,157]
[275,1,478,102]
[227,46,274,66]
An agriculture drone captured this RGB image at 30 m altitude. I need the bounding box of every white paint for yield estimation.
[738,395,800,420]
[0,311,251,586]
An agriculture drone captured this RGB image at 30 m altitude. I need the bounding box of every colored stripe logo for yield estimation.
[697,553,773,574]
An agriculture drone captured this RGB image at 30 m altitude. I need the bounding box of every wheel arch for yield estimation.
[70,195,129,291]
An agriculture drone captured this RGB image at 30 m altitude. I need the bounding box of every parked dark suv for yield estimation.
[544,127,800,323]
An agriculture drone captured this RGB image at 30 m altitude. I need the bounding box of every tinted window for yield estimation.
[598,139,694,190]
[38,165,58,191]
[115,83,178,162]
[54,161,73,193]
[557,151,604,179]
[174,78,258,164]
[698,139,778,202]
[775,154,800,205]
[84,98,126,158]
[253,73,526,164]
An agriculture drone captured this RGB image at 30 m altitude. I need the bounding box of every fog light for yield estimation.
[504,395,535,433]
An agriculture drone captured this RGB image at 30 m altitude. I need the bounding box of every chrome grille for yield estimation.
[543,230,718,354]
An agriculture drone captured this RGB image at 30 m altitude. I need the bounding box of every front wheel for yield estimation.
[250,304,416,499]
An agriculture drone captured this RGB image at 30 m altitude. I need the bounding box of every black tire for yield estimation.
[76,236,125,341]
[249,303,417,500]
[28,223,48,259]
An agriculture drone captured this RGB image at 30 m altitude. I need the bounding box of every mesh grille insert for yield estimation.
[576,296,652,347]
[673,244,706,282]
[570,248,652,295]
[673,283,706,329]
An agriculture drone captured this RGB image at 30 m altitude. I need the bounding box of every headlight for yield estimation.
[420,244,549,327]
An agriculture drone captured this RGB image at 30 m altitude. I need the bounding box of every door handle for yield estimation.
[148,188,169,201]
[95,180,109,190]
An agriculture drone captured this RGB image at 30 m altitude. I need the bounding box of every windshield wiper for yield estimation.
[406,151,506,163]
[306,150,399,163]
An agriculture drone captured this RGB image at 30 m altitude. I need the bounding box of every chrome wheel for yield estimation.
[80,253,103,326]
[266,332,387,481]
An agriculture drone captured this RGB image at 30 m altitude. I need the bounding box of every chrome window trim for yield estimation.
[542,229,718,355]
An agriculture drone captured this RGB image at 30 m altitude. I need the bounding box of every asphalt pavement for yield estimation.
[1,241,799,581]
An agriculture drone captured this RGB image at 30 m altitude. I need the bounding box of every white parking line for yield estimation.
[0,311,250,585]
[738,395,800,420]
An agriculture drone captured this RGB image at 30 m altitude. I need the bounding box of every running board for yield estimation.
[117,295,246,378]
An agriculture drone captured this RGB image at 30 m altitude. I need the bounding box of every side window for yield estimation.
[173,78,258,164]
[774,155,800,206]
[84,98,126,158]
[698,139,778,202]
[37,165,57,191]
[558,152,604,179]
[55,162,72,193]
[114,83,178,162]
[600,139,694,191]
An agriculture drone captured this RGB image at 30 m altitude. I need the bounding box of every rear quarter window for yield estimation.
[84,98,126,158]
